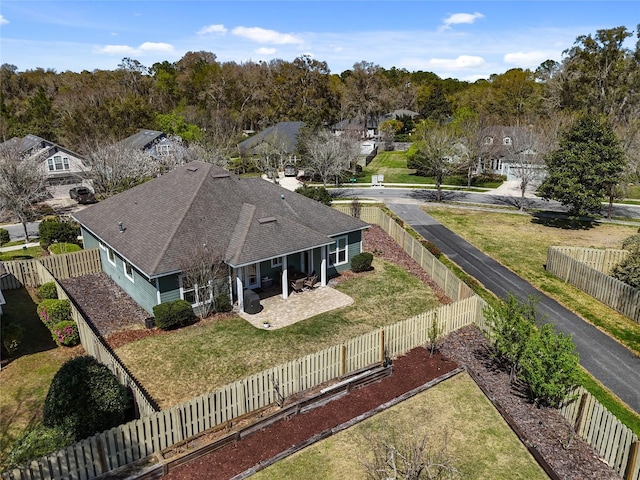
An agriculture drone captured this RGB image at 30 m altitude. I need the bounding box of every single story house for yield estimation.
[72,161,369,315]
[0,135,89,194]
[237,121,304,168]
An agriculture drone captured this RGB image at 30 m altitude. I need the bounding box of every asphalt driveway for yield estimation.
[388,203,640,414]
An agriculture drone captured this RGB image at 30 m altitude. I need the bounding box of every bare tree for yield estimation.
[251,133,291,184]
[362,423,460,480]
[81,142,158,197]
[0,144,49,240]
[304,129,360,186]
[179,244,229,318]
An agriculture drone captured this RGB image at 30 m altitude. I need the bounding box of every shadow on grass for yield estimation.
[530,212,597,230]
[2,288,56,363]
[408,190,466,202]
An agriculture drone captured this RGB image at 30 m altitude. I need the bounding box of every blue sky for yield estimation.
[0,1,636,81]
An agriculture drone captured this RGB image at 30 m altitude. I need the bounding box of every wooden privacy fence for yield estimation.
[560,387,639,480]
[546,246,640,323]
[333,205,475,301]
[35,263,159,419]
[1,296,485,480]
[0,249,102,290]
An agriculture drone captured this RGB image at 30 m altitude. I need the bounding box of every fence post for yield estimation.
[574,392,589,434]
[380,330,385,363]
[625,440,639,480]
[340,345,346,376]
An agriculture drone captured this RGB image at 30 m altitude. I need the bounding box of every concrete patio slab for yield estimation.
[237,285,354,330]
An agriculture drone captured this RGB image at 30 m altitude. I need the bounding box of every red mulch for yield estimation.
[165,348,459,480]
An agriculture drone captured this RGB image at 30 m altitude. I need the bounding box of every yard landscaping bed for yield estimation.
[164,329,618,480]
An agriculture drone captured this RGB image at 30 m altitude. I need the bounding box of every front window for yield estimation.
[156,144,171,156]
[503,137,512,145]
[329,236,348,266]
[47,158,54,171]
[180,276,212,307]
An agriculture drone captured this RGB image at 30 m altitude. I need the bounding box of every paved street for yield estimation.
[388,203,640,414]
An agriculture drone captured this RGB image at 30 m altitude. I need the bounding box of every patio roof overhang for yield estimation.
[227,241,335,269]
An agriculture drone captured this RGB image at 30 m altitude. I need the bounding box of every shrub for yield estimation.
[214,294,232,313]
[294,185,332,206]
[37,299,72,328]
[38,217,80,247]
[37,281,58,300]
[152,300,195,330]
[621,234,640,253]
[520,324,581,407]
[43,356,131,441]
[351,252,374,272]
[0,228,9,245]
[48,242,82,255]
[421,239,442,258]
[3,424,72,469]
[611,250,640,289]
[51,320,80,347]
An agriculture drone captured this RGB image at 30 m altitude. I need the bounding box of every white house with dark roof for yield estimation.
[477,126,545,181]
[119,129,177,159]
[72,161,369,315]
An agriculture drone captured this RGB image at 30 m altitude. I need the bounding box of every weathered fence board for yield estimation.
[547,246,640,323]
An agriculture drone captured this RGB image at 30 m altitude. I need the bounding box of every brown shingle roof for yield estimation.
[73,162,368,277]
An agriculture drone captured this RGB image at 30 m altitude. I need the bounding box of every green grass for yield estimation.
[48,243,82,255]
[0,288,80,466]
[0,246,44,261]
[1,240,27,248]
[422,206,640,435]
[116,259,442,408]
[253,373,548,480]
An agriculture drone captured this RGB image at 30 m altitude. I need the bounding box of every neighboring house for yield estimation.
[332,110,420,140]
[477,126,544,181]
[119,129,178,160]
[237,121,304,168]
[0,135,89,194]
[378,109,420,125]
[72,161,369,315]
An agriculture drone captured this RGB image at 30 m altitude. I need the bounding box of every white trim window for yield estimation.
[271,256,283,268]
[179,275,212,307]
[503,137,512,146]
[329,236,348,266]
[123,260,134,282]
[47,156,70,171]
[106,247,116,266]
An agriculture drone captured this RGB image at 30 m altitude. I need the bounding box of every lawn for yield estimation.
[252,372,548,480]
[0,246,44,261]
[116,258,442,408]
[0,288,81,467]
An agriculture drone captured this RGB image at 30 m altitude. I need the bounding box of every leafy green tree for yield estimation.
[484,294,537,382]
[43,356,131,441]
[520,324,581,407]
[611,245,640,289]
[537,115,626,217]
[295,184,332,206]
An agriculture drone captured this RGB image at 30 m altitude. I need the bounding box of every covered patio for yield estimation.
[237,285,354,329]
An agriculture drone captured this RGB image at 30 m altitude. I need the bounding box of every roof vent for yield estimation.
[258,217,277,224]
[186,167,198,172]
[211,173,230,179]
[118,222,125,233]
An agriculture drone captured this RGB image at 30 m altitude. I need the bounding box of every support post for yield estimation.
[624,440,639,480]
[341,345,346,376]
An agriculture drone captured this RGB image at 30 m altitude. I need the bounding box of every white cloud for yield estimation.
[198,24,227,35]
[95,42,174,55]
[426,55,486,70]
[504,51,555,68]
[256,47,276,55]
[232,26,303,45]
[442,12,484,29]
[0,15,9,25]
[138,42,174,53]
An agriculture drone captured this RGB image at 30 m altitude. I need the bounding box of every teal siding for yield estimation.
[81,227,99,249]
[328,230,363,275]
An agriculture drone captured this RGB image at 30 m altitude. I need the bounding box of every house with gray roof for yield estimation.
[72,161,368,315]
[119,129,176,159]
[237,121,304,165]
[0,134,88,188]
[477,126,544,181]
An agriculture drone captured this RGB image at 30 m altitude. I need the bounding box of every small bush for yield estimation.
[611,250,640,289]
[0,228,9,245]
[43,356,131,441]
[153,300,195,330]
[37,299,72,328]
[621,234,640,253]
[48,242,82,255]
[294,185,332,206]
[214,294,232,313]
[351,252,374,272]
[38,217,80,248]
[3,424,72,469]
[51,320,80,347]
[37,281,58,300]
